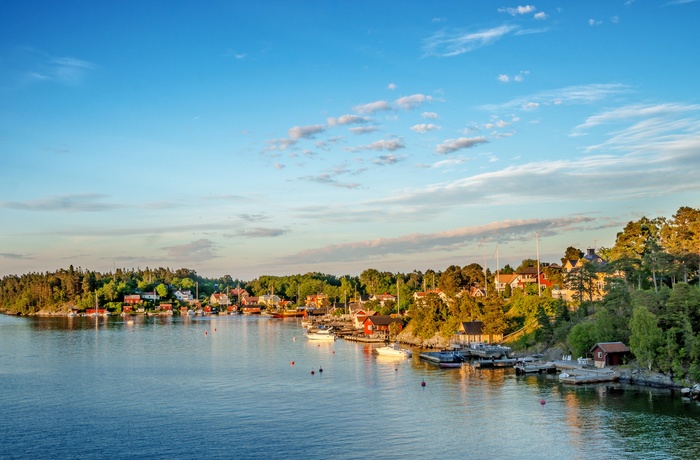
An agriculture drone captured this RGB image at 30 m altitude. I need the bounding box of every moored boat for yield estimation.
[375,343,412,358]
[304,328,337,341]
[419,351,465,367]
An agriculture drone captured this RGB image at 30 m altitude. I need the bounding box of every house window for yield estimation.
[598,351,602,358]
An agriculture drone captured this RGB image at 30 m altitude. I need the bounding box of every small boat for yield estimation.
[305,328,337,341]
[419,351,466,367]
[375,343,412,358]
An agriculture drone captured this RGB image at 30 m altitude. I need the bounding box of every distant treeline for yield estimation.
[2,206,700,382]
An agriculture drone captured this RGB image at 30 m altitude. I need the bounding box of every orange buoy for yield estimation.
[290,361,294,365]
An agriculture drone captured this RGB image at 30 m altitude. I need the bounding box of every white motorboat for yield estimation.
[375,343,411,358]
[304,328,337,341]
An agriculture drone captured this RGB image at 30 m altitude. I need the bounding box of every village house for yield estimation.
[352,309,378,329]
[454,321,503,345]
[258,294,281,307]
[209,293,231,306]
[553,248,609,302]
[371,293,397,307]
[362,315,403,338]
[241,296,259,306]
[140,292,159,302]
[494,273,520,294]
[412,289,448,304]
[305,294,329,309]
[590,342,630,368]
[174,290,193,302]
[230,287,249,298]
[124,294,141,305]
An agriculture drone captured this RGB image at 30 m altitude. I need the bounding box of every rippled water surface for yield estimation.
[2,314,700,459]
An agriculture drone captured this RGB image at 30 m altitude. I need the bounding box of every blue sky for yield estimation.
[1,1,699,280]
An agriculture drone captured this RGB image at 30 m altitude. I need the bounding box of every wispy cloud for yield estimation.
[571,103,700,136]
[436,137,488,154]
[0,252,34,260]
[479,83,629,112]
[277,216,598,264]
[352,139,406,152]
[372,154,405,166]
[17,49,94,86]
[225,228,289,238]
[0,193,123,212]
[162,239,219,262]
[423,24,518,57]
[300,173,362,189]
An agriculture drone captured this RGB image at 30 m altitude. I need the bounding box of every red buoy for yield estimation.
[290,361,294,365]
[311,370,315,375]
[421,381,426,387]
[540,399,546,406]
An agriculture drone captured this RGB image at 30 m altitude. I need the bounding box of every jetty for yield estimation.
[473,357,531,369]
[419,351,466,368]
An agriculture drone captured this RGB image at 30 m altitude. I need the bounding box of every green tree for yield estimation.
[629,306,663,370]
[438,265,463,297]
[155,283,169,298]
[567,322,596,358]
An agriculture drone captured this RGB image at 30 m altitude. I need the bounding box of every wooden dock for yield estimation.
[554,361,620,384]
[472,357,535,368]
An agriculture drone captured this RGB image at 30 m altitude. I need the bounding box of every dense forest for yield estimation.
[2,206,699,381]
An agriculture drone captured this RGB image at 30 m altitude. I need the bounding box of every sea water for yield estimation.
[1,314,700,459]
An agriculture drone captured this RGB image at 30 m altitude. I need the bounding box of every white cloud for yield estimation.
[354,100,392,114]
[498,5,536,16]
[423,24,518,57]
[388,83,397,90]
[498,70,529,83]
[534,11,548,19]
[395,94,434,110]
[288,124,326,140]
[588,18,602,26]
[356,139,406,152]
[327,114,369,126]
[411,123,440,133]
[350,126,380,135]
[435,137,488,154]
[372,154,404,166]
[422,112,439,119]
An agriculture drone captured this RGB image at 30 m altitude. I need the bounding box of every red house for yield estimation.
[124,295,141,305]
[362,315,403,336]
[590,342,630,368]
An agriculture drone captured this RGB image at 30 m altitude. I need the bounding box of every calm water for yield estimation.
[1,314,700,459]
